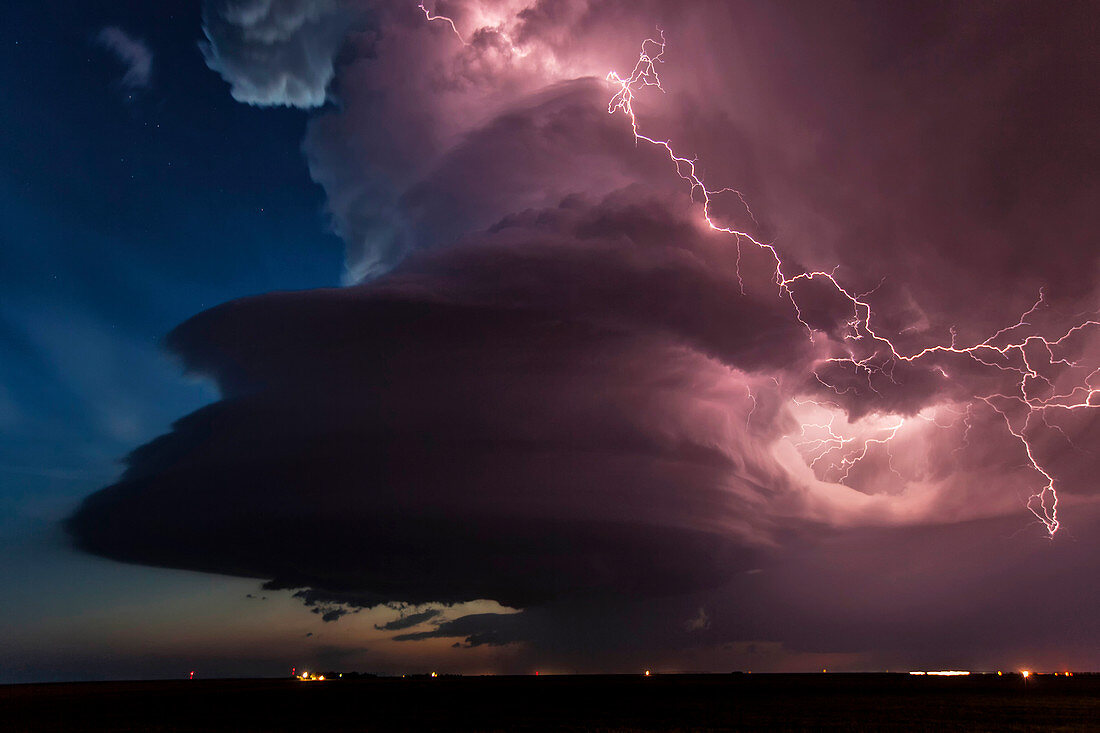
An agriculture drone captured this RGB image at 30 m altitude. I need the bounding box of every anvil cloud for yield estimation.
[68,0,1100,669]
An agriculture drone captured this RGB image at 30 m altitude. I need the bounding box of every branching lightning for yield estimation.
[790,399,906,484]
[411,5,1098,536]
[607,31,1100,536]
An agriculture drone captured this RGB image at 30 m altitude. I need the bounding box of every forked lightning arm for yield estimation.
[609,31,1100,536]
[414,7,1097,535]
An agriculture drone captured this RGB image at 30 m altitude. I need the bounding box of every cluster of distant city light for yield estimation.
[295,669,346,681]
[897,669,1078,678]
[283,668,1078,679]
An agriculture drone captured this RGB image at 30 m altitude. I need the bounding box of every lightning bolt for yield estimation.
[790,399,906,484]
[418,2,466,44]
[607,31,1100,536]
[409,7,1097,536]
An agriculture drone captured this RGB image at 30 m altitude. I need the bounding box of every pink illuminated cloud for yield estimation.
[68,0,1100,670]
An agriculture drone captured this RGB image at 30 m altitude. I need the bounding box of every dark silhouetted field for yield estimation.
[3,673,1099,731]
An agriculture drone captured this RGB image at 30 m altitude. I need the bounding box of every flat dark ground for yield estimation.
[3,673,1099,732]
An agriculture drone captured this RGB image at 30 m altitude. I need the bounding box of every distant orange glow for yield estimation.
[1021,670,1031,679]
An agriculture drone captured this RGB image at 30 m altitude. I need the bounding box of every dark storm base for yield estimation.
[4,673,1098,731]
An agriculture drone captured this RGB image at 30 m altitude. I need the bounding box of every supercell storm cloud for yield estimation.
[67,1,1100,664]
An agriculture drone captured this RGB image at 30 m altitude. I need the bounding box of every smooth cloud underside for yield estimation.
[67,191,807,608]
[68,0,1100,661]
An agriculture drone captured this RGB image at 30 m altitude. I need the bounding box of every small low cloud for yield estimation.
[375,608,442,632]
[315,607,347,623]
[393,613,526,648]
[96,27,153,89]
[291,588,362,622]
[685,607,710,632]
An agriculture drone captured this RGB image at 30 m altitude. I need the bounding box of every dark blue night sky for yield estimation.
[2,2,341,681]
[1,0,339,520]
